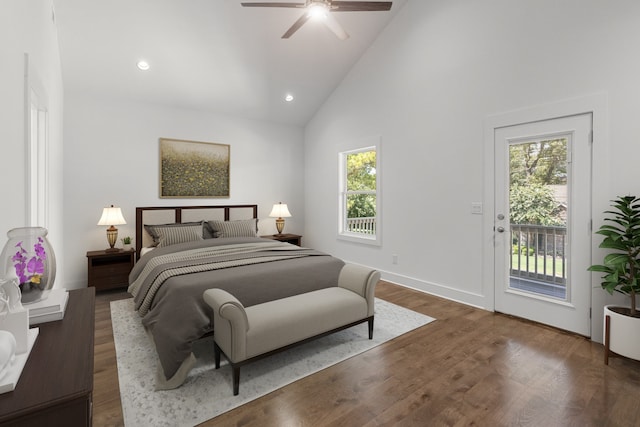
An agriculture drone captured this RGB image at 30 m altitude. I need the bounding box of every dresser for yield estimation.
[0,288,95,426]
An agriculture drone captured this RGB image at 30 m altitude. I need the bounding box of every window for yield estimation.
[338,144,380,245]
[25,54,50,228]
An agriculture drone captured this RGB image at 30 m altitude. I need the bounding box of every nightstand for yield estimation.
[86,249,135,291]
[261,233,302,246]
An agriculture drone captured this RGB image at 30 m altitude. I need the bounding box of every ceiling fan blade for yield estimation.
[323,13,349,40]
[241,2,305,8]
[331,1,393,12]
[282,12,312,38]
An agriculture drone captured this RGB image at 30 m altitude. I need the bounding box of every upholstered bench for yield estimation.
[203,263,380,395]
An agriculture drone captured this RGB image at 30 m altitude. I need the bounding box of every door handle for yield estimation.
[496,226,505,233]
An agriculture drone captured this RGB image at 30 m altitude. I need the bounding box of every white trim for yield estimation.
[483,94,609,340]
[24,53,51,229]
[335,259,488,310]
[382,272,487,309]
[337,136,382,246]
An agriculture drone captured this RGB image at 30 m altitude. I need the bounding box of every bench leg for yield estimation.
[214,343,221,369]
[233,365,241,396]
[214,342,241,395]
[368,317,374,339]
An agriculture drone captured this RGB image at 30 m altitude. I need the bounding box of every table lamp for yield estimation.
[269,202,291,235]
[97,205,126,252]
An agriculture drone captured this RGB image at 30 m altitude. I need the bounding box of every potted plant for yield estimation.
[121,236,132,251]
[588,195,640,364]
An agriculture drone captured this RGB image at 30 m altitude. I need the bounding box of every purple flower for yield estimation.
[14,260,28,284]
[12,240,47,285]
[34,238,46,260]
[27,256,44,275]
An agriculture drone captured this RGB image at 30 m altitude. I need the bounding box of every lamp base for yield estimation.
[106,226,119,252]
[275,218,285,235]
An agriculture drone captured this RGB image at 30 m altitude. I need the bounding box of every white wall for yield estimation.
[0,1,65,287]
[62,95,304,289]
[9,0,639,343]
[304,0,640,340]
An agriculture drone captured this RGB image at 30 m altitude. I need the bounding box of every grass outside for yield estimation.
[511,254,565,278]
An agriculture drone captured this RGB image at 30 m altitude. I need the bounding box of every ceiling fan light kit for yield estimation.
[240,1,392,40]
[307,4,329,19]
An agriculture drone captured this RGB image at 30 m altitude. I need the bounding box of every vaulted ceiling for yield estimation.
[54,0,407,126]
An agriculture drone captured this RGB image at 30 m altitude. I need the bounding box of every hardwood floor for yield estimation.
[93,282,640,426]
[93,288,129,427]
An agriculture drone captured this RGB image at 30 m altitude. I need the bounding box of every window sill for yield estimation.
[337,232,381,246]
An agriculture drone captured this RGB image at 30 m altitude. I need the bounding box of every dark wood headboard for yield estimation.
[135,204,258,259]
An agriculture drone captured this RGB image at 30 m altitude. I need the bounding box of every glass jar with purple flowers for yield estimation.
[0,227,56,304]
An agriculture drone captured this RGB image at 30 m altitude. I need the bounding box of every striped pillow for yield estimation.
[145,221,213,246]
[156,225,204,247]
[208,219,258,238]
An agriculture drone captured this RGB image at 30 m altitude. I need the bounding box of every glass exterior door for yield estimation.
[494,114,592,336]
[508,137,568,299]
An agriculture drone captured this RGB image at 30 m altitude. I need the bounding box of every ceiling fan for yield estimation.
[240,1,393,40]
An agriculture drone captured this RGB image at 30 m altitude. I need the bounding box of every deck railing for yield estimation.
[510,224,567,286]
[346,217,376,235]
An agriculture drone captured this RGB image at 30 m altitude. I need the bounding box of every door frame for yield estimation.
[494,115,591,336]
[482,94,609,339]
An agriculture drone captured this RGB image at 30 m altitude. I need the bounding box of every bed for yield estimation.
[128,205,345,389]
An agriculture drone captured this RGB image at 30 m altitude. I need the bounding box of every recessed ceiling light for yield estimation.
[285,94,294,102]
[137,60,150,71]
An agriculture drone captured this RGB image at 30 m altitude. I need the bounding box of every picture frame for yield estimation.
[159,138,230,198]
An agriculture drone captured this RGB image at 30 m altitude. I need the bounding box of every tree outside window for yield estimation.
[509,138,567,226]
[339,146,379,244]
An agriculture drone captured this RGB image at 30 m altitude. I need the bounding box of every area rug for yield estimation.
[111,298,435,427]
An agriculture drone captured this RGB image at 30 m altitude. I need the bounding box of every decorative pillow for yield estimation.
[156,225,204,247]
[144,221,214,246]
[208,219,258,238]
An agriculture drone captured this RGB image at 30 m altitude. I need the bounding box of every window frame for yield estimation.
[338,142,381,246]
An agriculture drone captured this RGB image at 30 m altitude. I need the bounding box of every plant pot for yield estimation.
[603,305,640,364]
[122,243,132,251]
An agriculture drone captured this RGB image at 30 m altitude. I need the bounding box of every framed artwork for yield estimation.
[159,138,230,198]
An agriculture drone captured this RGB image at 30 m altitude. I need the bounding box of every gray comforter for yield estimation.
[128,237,344,388]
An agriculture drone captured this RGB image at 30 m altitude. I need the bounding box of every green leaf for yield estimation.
[589,195,640,305]
[587,265,611,273]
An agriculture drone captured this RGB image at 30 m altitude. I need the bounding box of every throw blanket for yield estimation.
[128,242,320,316]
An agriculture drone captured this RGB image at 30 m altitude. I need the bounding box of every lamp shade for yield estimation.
[269,203,291,218]
[97,205,127,226]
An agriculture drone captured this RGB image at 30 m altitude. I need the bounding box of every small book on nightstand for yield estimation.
[27,288,69,325]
